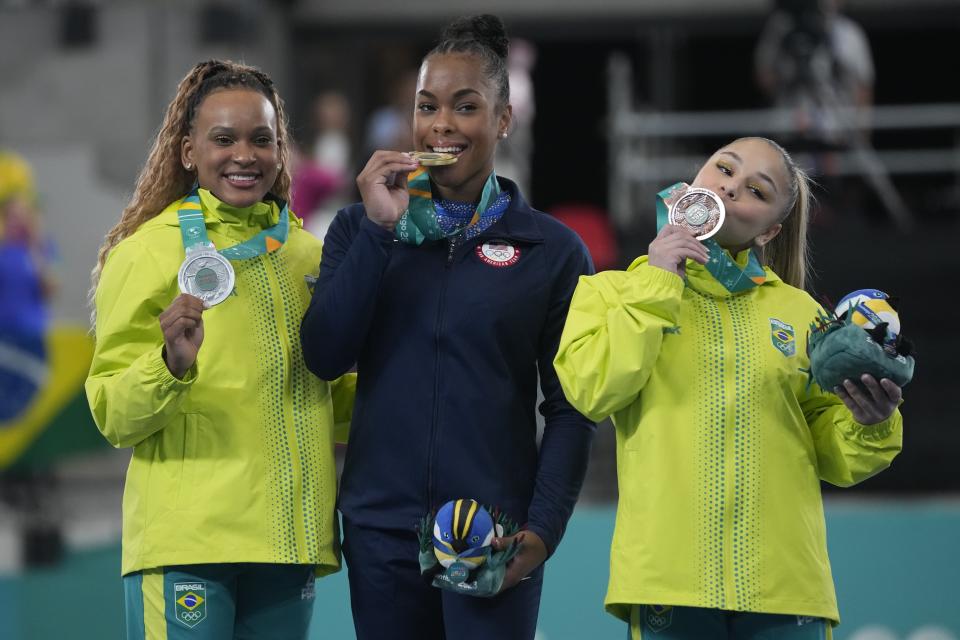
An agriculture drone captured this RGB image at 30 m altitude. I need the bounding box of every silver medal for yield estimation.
[177,244,235,307]
[668,187,725,240]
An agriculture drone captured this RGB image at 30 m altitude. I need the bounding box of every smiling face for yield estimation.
[691,138,792,254]
[181,88,280,208]
[414,53,512,203]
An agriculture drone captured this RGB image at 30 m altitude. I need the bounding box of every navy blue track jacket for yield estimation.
[300,177,596,555]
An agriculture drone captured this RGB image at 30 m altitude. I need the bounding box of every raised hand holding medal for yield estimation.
[649,183,718,279]
[168,186,290,381]
[356,150,420,231]
[159,293,205,379]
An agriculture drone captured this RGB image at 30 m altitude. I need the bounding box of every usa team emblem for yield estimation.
[174,581,207,628]
[770,318,796,357]
[476,240,520,267]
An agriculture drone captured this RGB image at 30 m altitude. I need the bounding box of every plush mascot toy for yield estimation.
[418,498,520,597]
[807,289,915,392]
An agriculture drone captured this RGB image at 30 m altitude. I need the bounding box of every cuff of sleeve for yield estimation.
[524,522,558,559]
[359,216,398,246]
[151,347,197,394]
[626,264,685,323]
[843,411,899,441]
[635,262,685,292]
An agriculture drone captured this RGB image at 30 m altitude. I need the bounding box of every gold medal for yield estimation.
[410,151,458,166]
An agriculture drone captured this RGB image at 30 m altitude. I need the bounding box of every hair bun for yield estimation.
[441,14,509,60]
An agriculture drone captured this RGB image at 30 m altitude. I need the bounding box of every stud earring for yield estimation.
[499,132,508,139]
[277,163,282,171]
[184,163,193,171]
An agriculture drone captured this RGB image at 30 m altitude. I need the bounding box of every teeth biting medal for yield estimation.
[410,151,458,166]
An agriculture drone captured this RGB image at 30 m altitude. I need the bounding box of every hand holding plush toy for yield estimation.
[808,289,915,423]
[417,499,521,598]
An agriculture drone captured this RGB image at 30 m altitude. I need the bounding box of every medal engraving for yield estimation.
[177,245,235,307]
[668,187,725,240]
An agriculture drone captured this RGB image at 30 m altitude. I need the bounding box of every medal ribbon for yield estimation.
[395,170,511,245]
[177,185,290,258]
[655,182,766,293]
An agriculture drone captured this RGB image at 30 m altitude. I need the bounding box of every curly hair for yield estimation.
[89,59,292,320]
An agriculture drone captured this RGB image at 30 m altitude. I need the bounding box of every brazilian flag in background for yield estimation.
[0,326,105,472]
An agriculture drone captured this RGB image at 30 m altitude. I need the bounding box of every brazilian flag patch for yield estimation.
[174,582,207,628]
[770,318,796,357]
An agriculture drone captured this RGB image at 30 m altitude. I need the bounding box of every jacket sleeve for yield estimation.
[330,371,357,445]
[85,238,196,449]
[553,257,684,423]
[523,235,596,557]
[301,210,396,381]
[802,384,903,487]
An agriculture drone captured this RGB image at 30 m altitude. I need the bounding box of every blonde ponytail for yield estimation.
[738,137,813,290]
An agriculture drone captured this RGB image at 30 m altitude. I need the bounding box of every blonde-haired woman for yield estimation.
[555,137,904,640]
[86,59,353,639]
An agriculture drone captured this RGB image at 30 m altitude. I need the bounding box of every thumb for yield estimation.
[491,536,509,551]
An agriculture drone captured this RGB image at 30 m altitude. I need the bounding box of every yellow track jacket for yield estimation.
[554,253,902,624]
[87,189,355,576]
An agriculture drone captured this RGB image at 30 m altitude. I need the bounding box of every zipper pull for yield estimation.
[446,238,456,266]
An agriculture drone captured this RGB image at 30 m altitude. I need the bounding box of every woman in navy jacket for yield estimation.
[301,14,595,640]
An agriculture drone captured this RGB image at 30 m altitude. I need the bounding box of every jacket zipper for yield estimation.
[425,239,456,513]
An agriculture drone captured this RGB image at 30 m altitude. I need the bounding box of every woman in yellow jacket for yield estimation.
[86,60,354,640]
[554,137,903,640]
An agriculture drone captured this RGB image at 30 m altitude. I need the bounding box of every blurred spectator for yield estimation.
[496,38,538,196]
[312,90,352,175]
[0,150,55,423]
[363,68,418,156]
[754,0,874,149]
[293,91,352,240]
[291,143,347,240]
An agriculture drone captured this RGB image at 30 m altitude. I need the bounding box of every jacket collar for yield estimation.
[156,189,300,238]
[472,176,544,244]
[197,188,280,227]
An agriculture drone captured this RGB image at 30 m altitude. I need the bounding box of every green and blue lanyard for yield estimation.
[177,185,290,259]
[395,169,511,246]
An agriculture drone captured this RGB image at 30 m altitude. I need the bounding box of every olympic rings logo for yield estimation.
[180,610,203,622]
[476,241,520,267]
